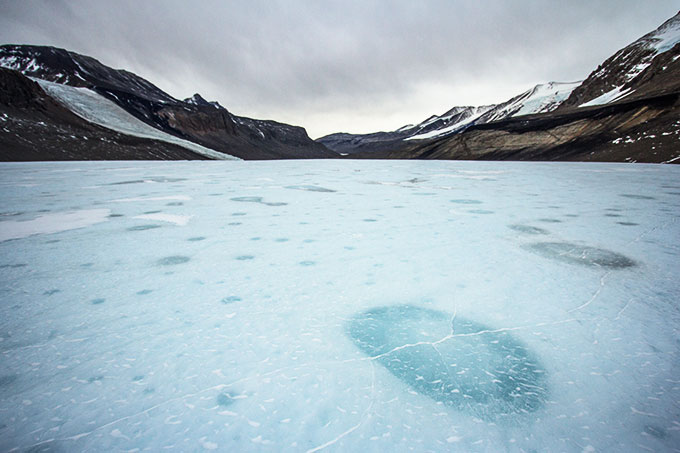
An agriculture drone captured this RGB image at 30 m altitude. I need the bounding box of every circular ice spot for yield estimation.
[299,261,316,266]
[221,296,242,304]
[347,305,548,420]
[275,238,289,242]
[644,424,667,439]
[450,199,483,204]
[158,256,190,266]
[537,218,562,223]
[620,194,655,200]
[137,289,153,295]
[508,224,549,235]
[91,298,105,305]
[217,392,237,407]
[187,236,205,242]
[128,224,161,231]
[469,209,494,214]
[523,242,636,269]
[285,185,336,193]
[617,222,639,226]
[231,196,262,203]
[235,255,254,261]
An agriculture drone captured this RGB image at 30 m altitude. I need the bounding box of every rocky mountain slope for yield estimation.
[318,105,492,155]
[0,67,209,161]
[0,45,336,160]
[351,11,680,163]
[318,81,580,154]
[559,12,680,109]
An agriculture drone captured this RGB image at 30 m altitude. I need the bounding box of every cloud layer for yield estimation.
[1,0,678,137]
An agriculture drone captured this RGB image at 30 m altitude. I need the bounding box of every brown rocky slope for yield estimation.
[0,68,208,161]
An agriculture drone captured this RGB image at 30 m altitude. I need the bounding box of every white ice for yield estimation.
[0,160,678,452]
[0,208,110,241]
[35,80,240,161]
[580,86,635,107]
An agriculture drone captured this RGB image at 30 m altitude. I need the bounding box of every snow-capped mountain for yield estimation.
[0,45,336,160]
[317,105,491,155]
[387,13,680,164]
[318,81,579,153]
[560,11,680,108]
[0,67,211,161]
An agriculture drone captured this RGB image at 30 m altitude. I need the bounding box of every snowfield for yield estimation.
[0,160,678,452]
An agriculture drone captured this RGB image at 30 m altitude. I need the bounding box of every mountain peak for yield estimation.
[184,93,222,109]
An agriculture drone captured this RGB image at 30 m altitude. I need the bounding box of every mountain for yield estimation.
[317,81,580,154]
[0,67,210,161]
[317,105,491,155]
[559,12,680,109]
[0,45,337,160]
[348,11,680,164]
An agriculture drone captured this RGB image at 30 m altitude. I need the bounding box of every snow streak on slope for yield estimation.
[580,86,635,107]
[405,107,491,140]
[510,82,582,116]
[36,80,240,160]
[406,82,580,141]
[576,12,680,108]
[0,161,678,452]
[478,81,582,125]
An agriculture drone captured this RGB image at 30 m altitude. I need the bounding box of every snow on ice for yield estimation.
[0,160,678,452]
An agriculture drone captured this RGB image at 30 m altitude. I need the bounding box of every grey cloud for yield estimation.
[1,0,678,137]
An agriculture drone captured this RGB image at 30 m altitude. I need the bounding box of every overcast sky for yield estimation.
[1,1,678,138]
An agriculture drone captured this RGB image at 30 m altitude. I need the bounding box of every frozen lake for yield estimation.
[0,160,678,452]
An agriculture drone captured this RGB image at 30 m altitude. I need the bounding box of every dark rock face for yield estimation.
[0,68,207,161]
[0,44,337,160]
[382,91,680,163]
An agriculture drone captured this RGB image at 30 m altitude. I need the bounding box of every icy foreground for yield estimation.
[0,160,678,452]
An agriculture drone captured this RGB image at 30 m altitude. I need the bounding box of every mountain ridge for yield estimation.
[0,44,337,160]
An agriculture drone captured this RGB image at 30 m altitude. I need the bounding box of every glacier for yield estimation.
[0,160,678,452]
[35,80,240,161]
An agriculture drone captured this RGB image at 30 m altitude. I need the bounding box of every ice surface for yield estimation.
[0,160,679,452]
